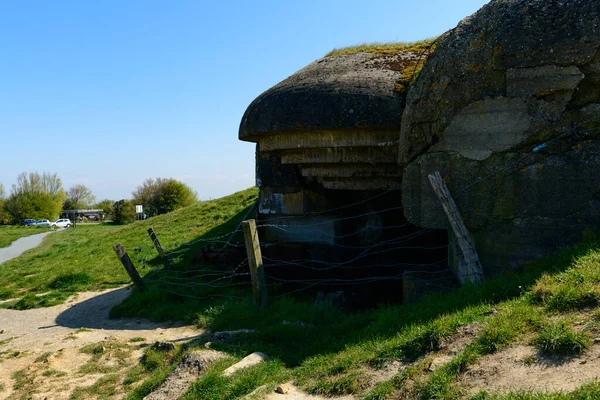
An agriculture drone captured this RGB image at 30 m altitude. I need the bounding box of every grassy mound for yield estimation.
[0,188,258,308]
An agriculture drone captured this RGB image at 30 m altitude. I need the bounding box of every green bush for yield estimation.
[132,177,197,217]
[113,199,136,225]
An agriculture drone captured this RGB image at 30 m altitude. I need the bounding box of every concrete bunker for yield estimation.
[239,46,454,304]
[239,0,600,304]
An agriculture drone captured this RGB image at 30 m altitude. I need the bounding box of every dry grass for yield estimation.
[325,38,437,58]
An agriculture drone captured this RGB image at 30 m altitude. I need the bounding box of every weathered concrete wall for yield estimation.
[400,0,600,271]
[399,0,600,165]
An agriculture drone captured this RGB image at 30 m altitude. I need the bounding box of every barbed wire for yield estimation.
[116,110,600,303]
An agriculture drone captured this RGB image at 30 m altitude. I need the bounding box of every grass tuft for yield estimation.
[533,320,589,356]
[47,272,93,291]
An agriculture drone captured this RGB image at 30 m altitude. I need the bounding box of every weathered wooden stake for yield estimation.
[147,227,170,269]
[427,171,484,284]
[113,243,147,292]
[242,219,268,309]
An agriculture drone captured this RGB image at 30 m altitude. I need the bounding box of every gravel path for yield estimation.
[0,287,202,399]
[0,231,54,265]
[0,287,201,352]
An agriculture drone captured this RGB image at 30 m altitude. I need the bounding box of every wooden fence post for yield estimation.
[147,227,170,269]
[242,219,268,309]
[113,243,147,292]
[427,171,484,285]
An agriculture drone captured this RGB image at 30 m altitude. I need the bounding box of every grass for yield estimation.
[34,351,52,363]
[324,38,439,94]
[469,381,600,399]
[181,358,291,400]
[0,225,50,248]
[4,186,600,399]
[533,319,590,356]
[0,188,258,308]
[325,38,437,58]
[125,344,185,400]
[71,374,120,399]
[119,236,600,400]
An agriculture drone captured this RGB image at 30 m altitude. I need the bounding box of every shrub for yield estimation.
[132,178,197,217]
[113,199,136,225]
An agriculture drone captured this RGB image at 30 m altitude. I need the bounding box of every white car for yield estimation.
[36,219,51,227]
[52,219,72,228]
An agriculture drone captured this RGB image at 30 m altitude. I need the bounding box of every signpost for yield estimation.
[136,205,143,220]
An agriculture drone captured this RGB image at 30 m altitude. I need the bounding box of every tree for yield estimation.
[4,172,66,222]
[95,199,115,220]
[64,184,96,210]
[12,172,63,196]
[113,200,136,225]
[132,178,197,216]
[0,184,8,224]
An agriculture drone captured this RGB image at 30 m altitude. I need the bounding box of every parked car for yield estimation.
[52,219,72,228]
[35,219,51,227]
[22,219,37,226]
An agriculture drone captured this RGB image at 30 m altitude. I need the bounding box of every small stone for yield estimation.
[275,383,290,394]
[580,360,587,365]
[204,342,213,349]
[428,356,453,372]
[594,338,600,343]
[223,352,269,377]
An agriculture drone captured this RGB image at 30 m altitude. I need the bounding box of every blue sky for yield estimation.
[0,0,489,201]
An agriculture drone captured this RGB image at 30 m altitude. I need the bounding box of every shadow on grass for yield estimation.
[112,209,600,369]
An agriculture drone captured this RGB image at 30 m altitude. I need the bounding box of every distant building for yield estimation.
[62,209,105,221]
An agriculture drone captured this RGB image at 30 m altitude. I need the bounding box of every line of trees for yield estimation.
[0,173,198,225]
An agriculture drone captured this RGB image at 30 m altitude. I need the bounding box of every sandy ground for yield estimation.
[0,287,203,399]
[263,383,354,400]
[0,231,54,265]
[460,343,600,395]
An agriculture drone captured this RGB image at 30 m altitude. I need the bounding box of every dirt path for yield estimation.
[460,343,600,395]
[0,287,203,399]
[0,231,54,265]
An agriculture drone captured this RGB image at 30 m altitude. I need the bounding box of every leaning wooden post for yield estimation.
[147,227,170,269]
[113,243,147,292]
[427,171,484,285]
[242,219,268,309]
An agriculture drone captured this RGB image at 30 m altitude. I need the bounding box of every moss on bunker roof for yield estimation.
[325,38,438,58]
